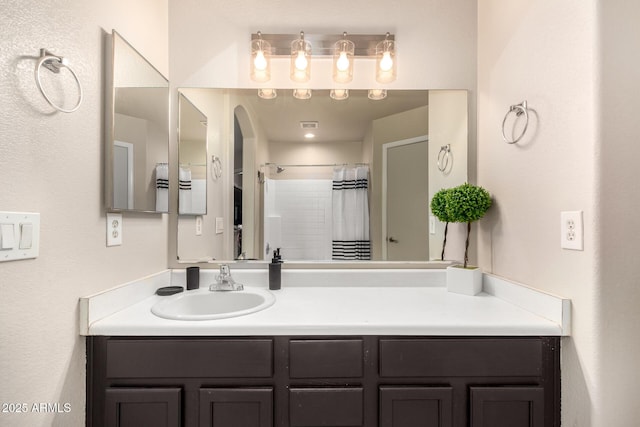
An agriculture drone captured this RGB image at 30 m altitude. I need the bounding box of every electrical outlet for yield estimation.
[561,211,583,251]
[107,213,123,246]
[195,216,203,236]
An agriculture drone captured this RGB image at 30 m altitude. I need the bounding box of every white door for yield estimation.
[113,140,134,209]
[384,138,429,261]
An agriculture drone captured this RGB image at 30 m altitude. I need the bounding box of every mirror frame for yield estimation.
[105,30,170,213]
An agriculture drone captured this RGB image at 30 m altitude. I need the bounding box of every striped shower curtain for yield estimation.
[332,166,371,260]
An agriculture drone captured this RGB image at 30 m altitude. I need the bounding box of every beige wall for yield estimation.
[0,1,168,426]
[478,0,640,424]
[598,0,640,425]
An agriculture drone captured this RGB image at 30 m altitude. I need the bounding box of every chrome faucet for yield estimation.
[209,264,244,291]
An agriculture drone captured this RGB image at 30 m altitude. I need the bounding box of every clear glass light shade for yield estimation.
[293,88,312,100]
[257,88,277,99]
[375,39,396,83]
[368,89,387,100]
[332,39,354,83]
[330,89,349,100]
[250,38,271,82]
[290,37,311,83]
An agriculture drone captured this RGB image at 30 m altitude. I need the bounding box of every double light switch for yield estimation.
[0,212,40,262]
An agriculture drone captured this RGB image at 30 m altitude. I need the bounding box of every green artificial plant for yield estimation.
[430,188,453,261]
[445,183,492,268]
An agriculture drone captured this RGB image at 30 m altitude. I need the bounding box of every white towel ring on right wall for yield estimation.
[501,100,529,144]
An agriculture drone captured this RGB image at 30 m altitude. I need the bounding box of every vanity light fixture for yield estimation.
[250,31,271,82]
[332,32,354,83]
[293,88,312,100]
[291,31,311,83]
[375,32,396,83]
[250,32,397,97]
[258,88,277,99]
[330,89,349,100]
[368,89,387,100]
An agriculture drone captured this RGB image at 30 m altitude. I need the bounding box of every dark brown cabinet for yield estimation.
[199,388,273,427]
[87,336,559,427]
[104,387,182,427]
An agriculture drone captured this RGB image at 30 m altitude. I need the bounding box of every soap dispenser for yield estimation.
[269,248,282,290]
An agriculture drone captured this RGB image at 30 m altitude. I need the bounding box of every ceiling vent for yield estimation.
[300,121,319,129]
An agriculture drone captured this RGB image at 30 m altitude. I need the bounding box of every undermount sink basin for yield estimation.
[151,288,275,321]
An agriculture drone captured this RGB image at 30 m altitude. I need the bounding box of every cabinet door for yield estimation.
[380,386,453,427]
[199,388,272,427]
[289,387,364,427]
[105,387,181,427]
[470,387,544,427]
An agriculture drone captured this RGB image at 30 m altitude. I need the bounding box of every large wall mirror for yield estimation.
[175,88,468,263]
[105,31,169,213]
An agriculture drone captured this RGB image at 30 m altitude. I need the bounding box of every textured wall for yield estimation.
[0,1,168,425]
[477,1,601,425]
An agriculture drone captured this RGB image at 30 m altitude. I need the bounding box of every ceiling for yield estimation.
[236,89,429,143]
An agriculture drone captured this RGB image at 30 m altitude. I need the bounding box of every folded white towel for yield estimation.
[155,163,168,212]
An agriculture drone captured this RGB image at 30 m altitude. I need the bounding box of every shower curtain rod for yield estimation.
[263,162,369,168]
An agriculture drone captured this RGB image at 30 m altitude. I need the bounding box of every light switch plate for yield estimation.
[215,217,224,234]
[107,213,123,246]
[0,212,40,262]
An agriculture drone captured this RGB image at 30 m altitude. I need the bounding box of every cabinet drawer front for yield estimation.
[289,387,363,426]
[380,338,543,377]
[289,339,363,378]
[106,339,273,378]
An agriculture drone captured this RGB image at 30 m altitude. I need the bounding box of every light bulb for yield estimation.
[294,50,308,71]
[380,51,393,72]
[336,52,350,71]
[254,50,267,71]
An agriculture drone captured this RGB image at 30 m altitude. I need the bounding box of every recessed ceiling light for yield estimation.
[304,133,315,139]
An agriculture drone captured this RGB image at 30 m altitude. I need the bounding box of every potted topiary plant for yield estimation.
[444,183,492,295]
[430,188,453,261]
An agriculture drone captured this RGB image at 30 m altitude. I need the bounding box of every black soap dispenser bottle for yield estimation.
[269,248,282,290]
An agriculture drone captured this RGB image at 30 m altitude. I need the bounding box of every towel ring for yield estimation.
[211,155,222,181]
[35,49,83,113]
[437,144,451,173]
[501,100,529,144]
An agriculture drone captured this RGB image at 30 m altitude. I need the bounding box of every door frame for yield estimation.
[381,135,428,260]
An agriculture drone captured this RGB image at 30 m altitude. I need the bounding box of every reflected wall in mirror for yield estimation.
[178,92,207,215]
[175,89,468,263]
[105,31,169,213]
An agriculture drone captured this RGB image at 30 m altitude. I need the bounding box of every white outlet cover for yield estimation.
[107,213,123,246]
[561,210,583,251]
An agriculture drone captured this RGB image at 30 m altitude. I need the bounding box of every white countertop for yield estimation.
[81,269,570,336]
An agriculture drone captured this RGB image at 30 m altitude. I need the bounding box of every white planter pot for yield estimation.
[446,265,482,296]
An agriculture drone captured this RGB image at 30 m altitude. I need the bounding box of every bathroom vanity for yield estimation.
[82,269,569,427]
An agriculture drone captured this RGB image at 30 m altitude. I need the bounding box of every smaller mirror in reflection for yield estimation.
[178,92,208,215]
